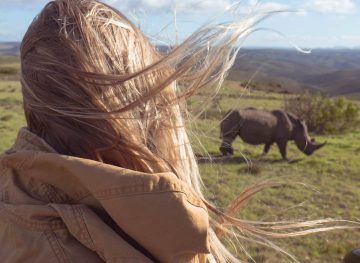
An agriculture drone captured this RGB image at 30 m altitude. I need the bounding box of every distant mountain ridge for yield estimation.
[0,42,20,56]
[230,48,360,95]
[1,42,360,95]
[304,69,360,95]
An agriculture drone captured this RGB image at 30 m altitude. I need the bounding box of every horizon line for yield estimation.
[1,41,360,51]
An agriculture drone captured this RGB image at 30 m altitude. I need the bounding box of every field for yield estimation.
[0,57,359,262]
[188,81,360,262]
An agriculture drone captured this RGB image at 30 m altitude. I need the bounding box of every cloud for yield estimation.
[306,0,358,14]
[239,1,307,17]
[253,1,288,11]
[0,22,21,40]
[0,0,292,15]
[0,0,48,8]
[109,0,292,15]
[0,0,233,15]
[108,0,232,14]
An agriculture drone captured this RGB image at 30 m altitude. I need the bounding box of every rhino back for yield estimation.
[271,110,293,140]
[237,109,277,145]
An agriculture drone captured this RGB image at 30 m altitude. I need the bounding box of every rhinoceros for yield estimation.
[219,108,326,160]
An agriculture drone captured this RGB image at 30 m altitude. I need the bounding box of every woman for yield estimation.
[0,0,356,262]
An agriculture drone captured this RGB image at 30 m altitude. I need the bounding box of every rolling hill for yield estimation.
[0,42,20,56]
[1,42,360,95]
[229,48,360,95]
[304,69,360,95]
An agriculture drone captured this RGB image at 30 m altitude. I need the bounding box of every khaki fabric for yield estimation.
[0,128,210,262]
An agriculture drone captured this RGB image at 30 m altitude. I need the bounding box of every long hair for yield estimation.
[20,1,358,262]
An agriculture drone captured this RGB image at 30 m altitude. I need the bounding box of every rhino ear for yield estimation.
[296,119,304,126]
[298,119,306,126]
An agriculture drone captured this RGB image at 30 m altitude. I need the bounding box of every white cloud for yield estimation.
[255,1,288,11]
[0,0,292,15]
[109,0,293,15]
[108,0,232,13]
[306,0,358,14]
[340,35,360,43]
[0,0,48,8]
[0,0,233,15]
[240,1,307,17]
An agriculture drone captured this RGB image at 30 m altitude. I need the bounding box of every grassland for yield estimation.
[0,58,359,262]
[189,81,360,262]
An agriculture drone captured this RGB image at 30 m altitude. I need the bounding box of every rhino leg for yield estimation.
[276,140,289,161]
[263,143,272,155]
[220,138,235,156]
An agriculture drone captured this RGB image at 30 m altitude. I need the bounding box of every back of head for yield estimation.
[21,0,181,174]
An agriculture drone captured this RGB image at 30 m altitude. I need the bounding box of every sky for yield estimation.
[0,0,359,48]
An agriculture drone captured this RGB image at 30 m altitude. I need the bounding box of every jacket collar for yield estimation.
[11,127,57,153]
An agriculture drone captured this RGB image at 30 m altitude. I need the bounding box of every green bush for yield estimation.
[0,66,18,75]
[284,90,360,134]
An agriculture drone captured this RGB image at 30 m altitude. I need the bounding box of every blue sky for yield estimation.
[0,0,359,48]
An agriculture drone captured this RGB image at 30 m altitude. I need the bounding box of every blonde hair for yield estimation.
[20,1,358,262]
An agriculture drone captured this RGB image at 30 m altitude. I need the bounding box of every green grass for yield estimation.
[0,56,20,80]
[0,56,20,65]
[0,63,359,262]
[188,81,360,262]
[0,81,25,151]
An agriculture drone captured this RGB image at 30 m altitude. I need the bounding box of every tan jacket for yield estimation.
[0,128,210,262]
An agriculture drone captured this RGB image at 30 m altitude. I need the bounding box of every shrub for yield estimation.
[0,66,18,75]
[284,90,360,134]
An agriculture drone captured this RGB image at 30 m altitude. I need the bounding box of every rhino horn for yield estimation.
[314,141,327,150]
[302,140,326,155]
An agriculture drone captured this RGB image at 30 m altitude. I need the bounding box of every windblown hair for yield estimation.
[21,1,358,262]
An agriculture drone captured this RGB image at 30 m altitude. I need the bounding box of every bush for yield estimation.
[284,90,360,134]
[0,66,18,75]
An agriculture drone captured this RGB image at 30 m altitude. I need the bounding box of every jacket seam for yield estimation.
[40,183,67,203]
[96,190,207,211]
[95,183,198,199]
[0,151,42,171]
[74,206,96,251]
[108,257,153,262]
[44,230,70,263]
[0,204,66,231]
[0,164,91,203]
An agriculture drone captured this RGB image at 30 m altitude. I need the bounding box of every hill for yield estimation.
[229,48,360,95]
[305,69,360,95]
[0,42,20,56]
[1,43,360,95]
